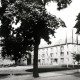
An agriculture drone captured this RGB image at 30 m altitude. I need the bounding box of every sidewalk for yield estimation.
[0,66,33,75]
[0,69,79,80]
[39,69,78,78]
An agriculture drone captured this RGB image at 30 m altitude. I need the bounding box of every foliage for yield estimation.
[73,54,80,72]
[29,0,72,10]
[74,13,80,33]
[0,0,72,42]
[0,0,72,77]
[73,54,80,63]
[0,0,66,57]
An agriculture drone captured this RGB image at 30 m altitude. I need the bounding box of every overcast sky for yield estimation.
[46,0,80,29]
[40,0,80,46]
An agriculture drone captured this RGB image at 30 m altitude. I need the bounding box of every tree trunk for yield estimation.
[78,62,79,73]
[33,43,39,77]
[15,59,17,65]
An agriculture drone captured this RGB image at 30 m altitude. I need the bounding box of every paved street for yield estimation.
[39,74,80,80]
[0,71,80,80]
[0,66,80,80]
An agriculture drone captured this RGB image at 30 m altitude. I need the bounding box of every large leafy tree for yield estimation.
[74,5,80,72]
[74,54,80,63]
[0,0,72,77]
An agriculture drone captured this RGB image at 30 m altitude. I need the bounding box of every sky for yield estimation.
[40,0,80,46]
[46,0,80,29]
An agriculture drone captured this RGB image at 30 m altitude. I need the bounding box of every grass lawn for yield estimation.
[0,74,10,79]
[26,65,80,73]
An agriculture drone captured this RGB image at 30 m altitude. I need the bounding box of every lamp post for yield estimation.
[76,33,78,54]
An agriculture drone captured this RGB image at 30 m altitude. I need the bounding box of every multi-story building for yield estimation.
[1,37,80,66]
[31,29,80,66]
[37,43,80,66]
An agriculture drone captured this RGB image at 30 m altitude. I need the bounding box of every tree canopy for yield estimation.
[74,13,80,33]
[73,54,80,62]
[0,0,65,64]
[0,0,71,42]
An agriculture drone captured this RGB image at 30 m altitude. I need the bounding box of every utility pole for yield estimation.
[76,33,78,54]
[65,30,69,68]
[72,28,73,44]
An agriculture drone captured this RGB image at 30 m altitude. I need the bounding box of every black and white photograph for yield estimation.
[0,0,80,80]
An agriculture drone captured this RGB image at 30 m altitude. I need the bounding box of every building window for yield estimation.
[56,52,57,55]
[38,54,40,58]
[38,59,41,64]
[0,47,2,54]
[42,54,45,58]
[61,52,64,56]
[0,50,1,54]
[60,58,64,63]
[0,54,1,59]
[67,58,69,61]
[54,58,58,63]
[50,47,53,51]
[60,45,64,52]
[50,53,53,57]
[42,59,45,65]
[42,48,45,51]
[46,49,48,55]
[67,52,69,55]
[51,58,53,64]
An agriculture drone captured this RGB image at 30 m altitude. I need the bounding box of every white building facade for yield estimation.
[36,43,80,66]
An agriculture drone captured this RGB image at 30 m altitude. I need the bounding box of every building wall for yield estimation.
[37,43,80,65]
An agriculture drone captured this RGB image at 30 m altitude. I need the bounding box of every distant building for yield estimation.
[31,29,80,66]
[36,43,80,65]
